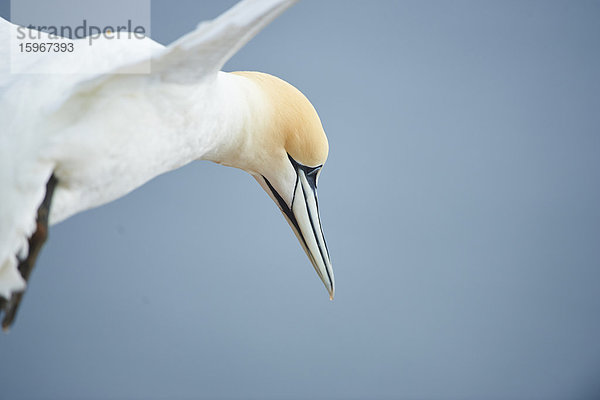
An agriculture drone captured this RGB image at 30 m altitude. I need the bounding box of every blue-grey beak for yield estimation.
[261,155,334,299]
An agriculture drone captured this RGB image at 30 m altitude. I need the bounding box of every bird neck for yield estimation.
[198,71,270,174]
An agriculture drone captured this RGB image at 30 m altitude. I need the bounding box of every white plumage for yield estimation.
[0,0,335,328]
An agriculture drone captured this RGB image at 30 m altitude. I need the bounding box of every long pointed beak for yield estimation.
[261,159,334,299]
[290,167,334,299]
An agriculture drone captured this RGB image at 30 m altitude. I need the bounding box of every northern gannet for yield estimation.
[0,0,334,329]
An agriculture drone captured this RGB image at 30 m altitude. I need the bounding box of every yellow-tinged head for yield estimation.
[228,71,334,299]
[232,71,328,167]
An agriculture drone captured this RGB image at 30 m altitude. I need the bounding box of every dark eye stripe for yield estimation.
[287,153,321,190]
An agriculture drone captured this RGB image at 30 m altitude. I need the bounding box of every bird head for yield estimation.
[227,71,334,299]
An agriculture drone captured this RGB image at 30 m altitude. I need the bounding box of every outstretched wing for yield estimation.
[152,0,298,83]
[71,0,298,96]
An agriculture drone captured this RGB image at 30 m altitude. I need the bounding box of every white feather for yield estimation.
[0,0,297,300]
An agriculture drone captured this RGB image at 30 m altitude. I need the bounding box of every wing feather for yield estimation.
[0,19,56,299]
[153,0,298,83]
[70,0,298,95]
[0,141,54,299]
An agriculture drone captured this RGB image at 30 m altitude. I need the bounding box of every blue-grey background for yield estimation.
[1,1,600,399]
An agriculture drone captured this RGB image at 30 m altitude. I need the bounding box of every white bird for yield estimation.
[0,0,334,329]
